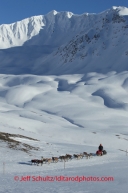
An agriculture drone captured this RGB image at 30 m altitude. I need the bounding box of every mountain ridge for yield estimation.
[0,6,128,75]
[0,6,128,49]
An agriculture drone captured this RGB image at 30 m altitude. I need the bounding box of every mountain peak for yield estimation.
[47,10,58,16]
[112,6,128,15]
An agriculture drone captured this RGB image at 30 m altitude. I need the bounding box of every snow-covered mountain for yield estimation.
[0,6,128,75]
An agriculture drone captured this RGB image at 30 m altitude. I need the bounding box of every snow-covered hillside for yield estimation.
[0,73,128,193]
[1,72,128,144]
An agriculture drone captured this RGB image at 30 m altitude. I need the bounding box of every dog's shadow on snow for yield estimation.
[18,162,32,166]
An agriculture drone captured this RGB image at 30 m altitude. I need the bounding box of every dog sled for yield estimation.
[96,150,107,156]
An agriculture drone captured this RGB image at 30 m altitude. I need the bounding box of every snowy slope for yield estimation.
[0,73,128,193]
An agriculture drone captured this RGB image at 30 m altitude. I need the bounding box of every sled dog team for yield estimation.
[31,144,106,166]
[31,152,93,166]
